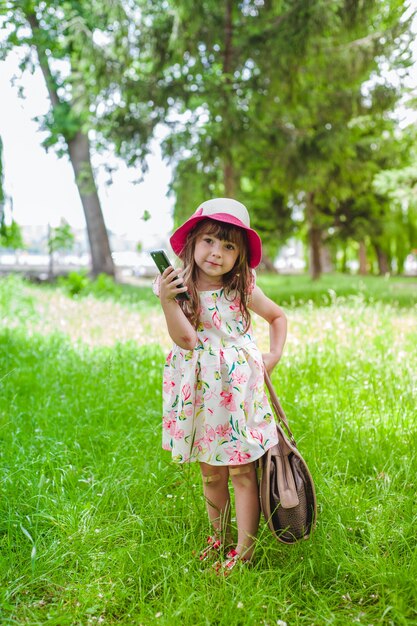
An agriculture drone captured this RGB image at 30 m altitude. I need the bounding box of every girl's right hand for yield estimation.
[160,266,189,302]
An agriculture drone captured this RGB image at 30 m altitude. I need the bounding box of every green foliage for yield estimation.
[56,271,154,306]
[157,0,416,270]
[48,220,75,254]
[2,1,417,275]
[2,1,165,163]
[57,271,121,298]
[0,276,416,624]
[88,272,120,298]
[374,159,417,269]
[0,219,24,249]
[57,270,91,296]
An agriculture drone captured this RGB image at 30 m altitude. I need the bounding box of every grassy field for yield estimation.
[0,273,416,625]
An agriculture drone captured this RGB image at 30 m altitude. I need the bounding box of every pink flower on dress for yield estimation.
[184,406,194,417]
[231,370,248,384]
[173,427,185,440]
[212,310,221,329]
[162,417,176,434]
[220,391,237,411]
[205,389,218,401]
[229,299,241,311]
[163,377,175,394]
[249,428,264,444]
[193,440,204,453]
[181,383,192,402]
[215,423,232,438]
[193,425,215,453]
[202,425,216,444]
[225,441,251,464]
[203,321,212,329]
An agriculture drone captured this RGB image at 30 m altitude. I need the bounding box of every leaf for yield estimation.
[20,525,34,544]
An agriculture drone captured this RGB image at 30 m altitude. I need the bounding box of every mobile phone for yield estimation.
[150,249,190,301]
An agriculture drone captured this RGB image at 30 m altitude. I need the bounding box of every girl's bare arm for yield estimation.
[249,285,287,374]
[159,267,198,350]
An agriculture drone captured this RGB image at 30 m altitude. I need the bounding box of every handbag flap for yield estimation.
[276,450,300,508]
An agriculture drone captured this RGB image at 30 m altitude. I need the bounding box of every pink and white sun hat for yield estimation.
[170,198,262,268]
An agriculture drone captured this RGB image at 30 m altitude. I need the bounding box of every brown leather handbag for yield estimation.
[257,372,317,544]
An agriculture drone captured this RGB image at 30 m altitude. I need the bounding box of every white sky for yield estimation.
[0,50,174,248]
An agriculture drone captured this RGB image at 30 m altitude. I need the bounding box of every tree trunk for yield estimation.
[223,161,235,197]
[261,254,278,272]
[306,192,322,280]
[358,240,367,275]
[374,244,390,275]
[67,132,114,277]
[26,11,115,278]
[48,223,54,280]
[320,245,333,273]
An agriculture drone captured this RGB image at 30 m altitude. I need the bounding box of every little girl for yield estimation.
[155,198,287,573]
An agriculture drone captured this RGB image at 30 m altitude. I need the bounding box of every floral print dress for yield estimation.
[161,283,279,466]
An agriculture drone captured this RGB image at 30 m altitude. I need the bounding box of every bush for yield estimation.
[88,273,120,298]
[58,270,91,296]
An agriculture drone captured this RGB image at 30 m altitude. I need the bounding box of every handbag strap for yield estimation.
[264,370,297,447]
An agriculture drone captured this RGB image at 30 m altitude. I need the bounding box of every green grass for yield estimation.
[0,274,416,625]
[257,272,417,308]
[26,270,417,310]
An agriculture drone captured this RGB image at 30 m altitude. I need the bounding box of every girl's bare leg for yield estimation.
[200,462,232,545]
[229,462,260,560]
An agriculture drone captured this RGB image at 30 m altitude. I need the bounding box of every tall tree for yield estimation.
[244,0,415,277]
[156,0,414,276]
[158,0,325,262]
[1,1,120,275]
[373,151,417,274]
[1,0,169,276]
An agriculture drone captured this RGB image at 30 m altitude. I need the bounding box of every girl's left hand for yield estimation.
[262,352,281,375]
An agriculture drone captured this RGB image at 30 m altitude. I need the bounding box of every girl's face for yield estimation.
[194,231,240,284]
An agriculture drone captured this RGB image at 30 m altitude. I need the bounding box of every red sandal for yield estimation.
[199,535,222,562]
[213,549,251,576]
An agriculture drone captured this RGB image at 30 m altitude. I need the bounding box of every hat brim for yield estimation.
[170,213,262,269]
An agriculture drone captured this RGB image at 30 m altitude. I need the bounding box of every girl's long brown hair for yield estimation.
[179,219,253,332]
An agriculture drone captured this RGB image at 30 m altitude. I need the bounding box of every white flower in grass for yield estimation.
[237,602,244,609]
[277,621,287,626]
